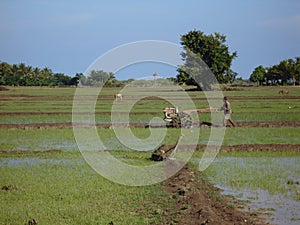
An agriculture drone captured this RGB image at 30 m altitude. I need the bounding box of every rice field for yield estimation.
[0,85,300,224]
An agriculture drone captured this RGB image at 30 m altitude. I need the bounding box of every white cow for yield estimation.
[115,93,123,101]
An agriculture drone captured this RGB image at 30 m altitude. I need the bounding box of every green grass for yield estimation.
[0,128,181,152]
[1,127,300,152]
[1,110,299,124]
[0,114,72,124]
[222,127,300,145]
[1,86,300,123]
[0,87,76,97]
[1,150,299,224]
[0,129,77,151]
[0,151,176,225]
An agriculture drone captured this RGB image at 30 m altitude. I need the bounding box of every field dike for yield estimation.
[160,164,268,225]
[1,144,300,155]
[0,121,300,129]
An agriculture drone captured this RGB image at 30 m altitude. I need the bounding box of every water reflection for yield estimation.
[195,156,300,225]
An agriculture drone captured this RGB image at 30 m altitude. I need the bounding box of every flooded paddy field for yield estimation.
[0,151,178,224]
[1,86,300,224]
[194,152,300,225]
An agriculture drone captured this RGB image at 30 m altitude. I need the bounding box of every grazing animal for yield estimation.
[114,93,123,101]
[278,90,289,95]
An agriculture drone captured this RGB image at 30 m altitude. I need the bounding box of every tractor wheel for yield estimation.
[178,112,193,128]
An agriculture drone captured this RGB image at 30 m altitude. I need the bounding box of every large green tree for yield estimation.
[177,30,237,87]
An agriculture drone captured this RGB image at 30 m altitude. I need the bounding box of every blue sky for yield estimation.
[0,0,299,80]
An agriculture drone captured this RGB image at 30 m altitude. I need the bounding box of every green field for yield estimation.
[1,86,300,224]
[0,152,175,225]
[1,127,300,152]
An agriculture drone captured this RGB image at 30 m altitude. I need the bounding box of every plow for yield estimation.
[151,107,217,161]
[151,134,184,161]
[150,106,217,161]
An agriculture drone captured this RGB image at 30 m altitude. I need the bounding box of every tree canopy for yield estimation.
[0,62,80,87]
[79,70,123,87]
[177,30,237,87]
[250,57,300,86]
[249,65,266,86]
[0,62,122,87]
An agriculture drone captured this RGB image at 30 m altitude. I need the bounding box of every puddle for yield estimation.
[40,141,78,151]
[217,185,300,225]
[196,156,300,225]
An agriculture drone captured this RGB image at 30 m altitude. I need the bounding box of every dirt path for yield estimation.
[0,121,300,129]
[160,165,270,225]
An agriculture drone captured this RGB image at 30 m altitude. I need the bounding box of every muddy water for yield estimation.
[198,156,300,225]
[217,185,300,225]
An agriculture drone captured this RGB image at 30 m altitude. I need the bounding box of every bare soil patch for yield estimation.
[0,111,157,116]
[1,94,299,101]
[0,86,9,91]
[235,121,300,127]
[0,149,62,154]
[197,144,300,152]
[156,144,300,153]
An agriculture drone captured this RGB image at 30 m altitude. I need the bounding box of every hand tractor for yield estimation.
[163,107,217,128]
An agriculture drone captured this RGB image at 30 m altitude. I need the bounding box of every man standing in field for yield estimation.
[220,96,235,127]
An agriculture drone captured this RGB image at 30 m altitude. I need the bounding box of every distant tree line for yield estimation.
[0,62,80,86]
[79,70,124,87]
[0,62,128,87]
[0,62,176,88]
[79,70,176,87]
[249,58,300,86]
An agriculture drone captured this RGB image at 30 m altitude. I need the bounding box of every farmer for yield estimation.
[220,96,235,127]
